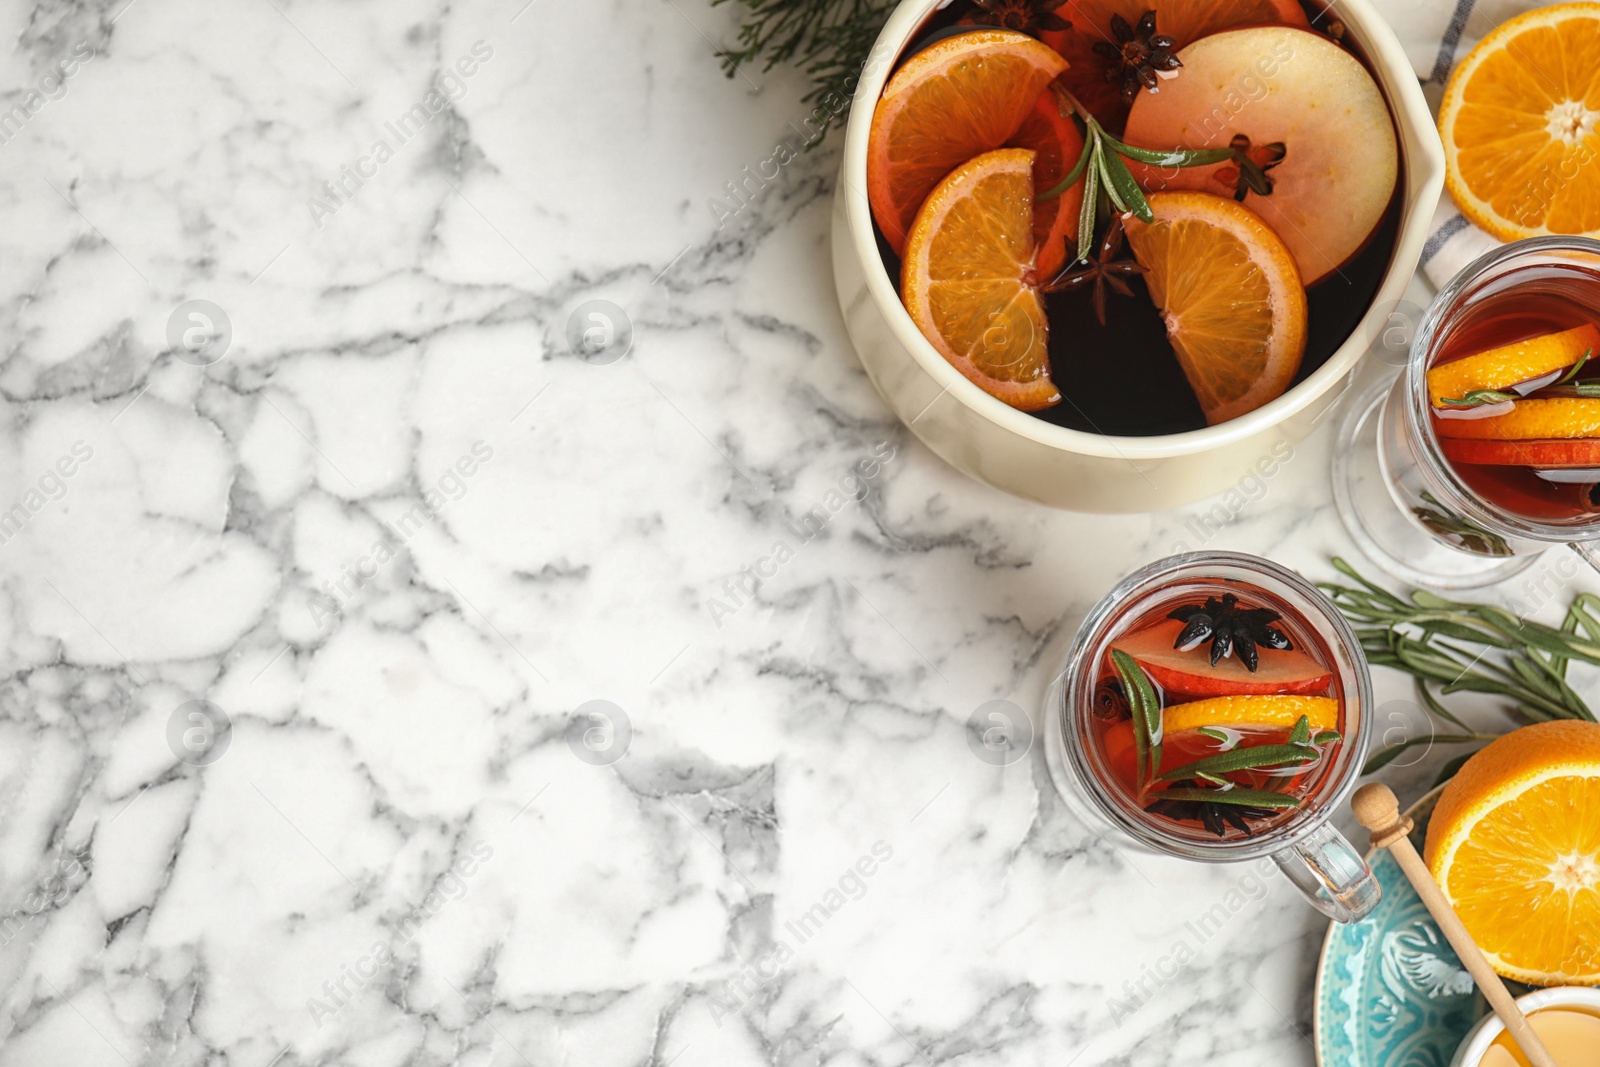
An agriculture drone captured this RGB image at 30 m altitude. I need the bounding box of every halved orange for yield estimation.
[1439,2,1600,241]
[1427,324,1600,406]
[1041,0,1308,133]
[902,148,1059,410]
[1424,720,1600,985]
[867,31,1068,253]
[1122,191,1307,425]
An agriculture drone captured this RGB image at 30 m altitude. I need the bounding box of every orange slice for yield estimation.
[901,148,1059,411]
[1424,721,1600,985]
[1042,0,1307,133]
[1439,3,1600,241]
[1161,694,1338,734]
[1122,191,1307,425]
[867,30,1068,254]
[1428,324,1600,406]
[1010,88,1085,280]
[1434,397,1600,439]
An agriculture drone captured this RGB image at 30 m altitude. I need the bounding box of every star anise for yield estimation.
[1145,780,1285,837]
[1168,593,1293,672]
[970,0,1072,35]
[1043,214,1146,326]
[1094,676,1131,721]
[1211,133,1288,201]
[1092,10,1181,105]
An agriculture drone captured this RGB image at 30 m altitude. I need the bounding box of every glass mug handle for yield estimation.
[1570,540,1600,575]
[1269,822,1381,923]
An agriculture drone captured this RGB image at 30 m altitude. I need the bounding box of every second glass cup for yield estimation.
[1335,236,1600,587]
[1044,552,1380,923]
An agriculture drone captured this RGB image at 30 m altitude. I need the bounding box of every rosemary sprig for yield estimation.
[1528,383,1600,399]
[1436,388,1518,409]
[1153,786,1303,810]
[1039,87,1252,263]
[1438,348,1594,407]
[1555,348,1593,386]
[1152,742,1316,783]
[1289,715,1311,745]
[1362,720,1498,772]
[1411,491,1513,556]
[1111,649,1162,795]
[1151,714,1341,784]
[1321,558,1600,774]
[1326,557,1600,680]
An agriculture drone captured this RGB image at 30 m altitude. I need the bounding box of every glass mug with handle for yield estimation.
[1044,552,1380,922]
[1335,236,1600,588]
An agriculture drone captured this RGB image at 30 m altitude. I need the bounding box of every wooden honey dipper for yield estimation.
[1352,783,1560,1067]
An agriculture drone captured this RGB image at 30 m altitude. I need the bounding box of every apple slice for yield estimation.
[1111,619,1332,696]
[1440,437,1600,468]
[1040,0,1309,134]
[1122,25,1398,285]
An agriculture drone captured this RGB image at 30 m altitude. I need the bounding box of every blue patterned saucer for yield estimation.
[1314,787,1490,1066]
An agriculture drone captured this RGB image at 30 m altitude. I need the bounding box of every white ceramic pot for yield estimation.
[1449,986,1600,1066]
[830,0,1444,512]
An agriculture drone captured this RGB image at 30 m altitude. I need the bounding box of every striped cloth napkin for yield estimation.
[1386,0,1563,290]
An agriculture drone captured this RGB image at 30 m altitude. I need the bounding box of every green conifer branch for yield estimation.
[712,0,898,138]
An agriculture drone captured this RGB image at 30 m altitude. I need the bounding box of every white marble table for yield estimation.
[0,2,1586,1064]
